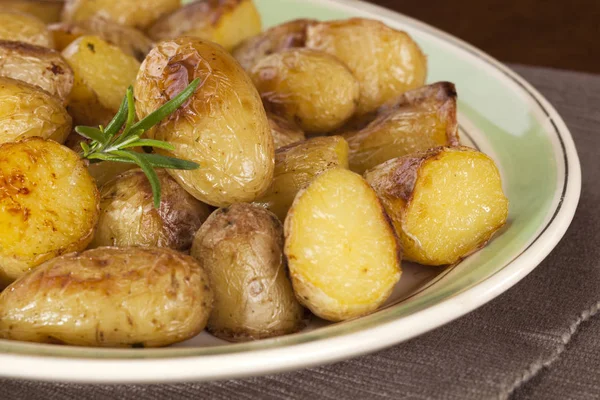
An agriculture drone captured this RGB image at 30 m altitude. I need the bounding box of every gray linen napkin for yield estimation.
[0,65,597,400]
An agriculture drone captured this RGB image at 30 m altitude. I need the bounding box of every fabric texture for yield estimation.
[1,65,598,399]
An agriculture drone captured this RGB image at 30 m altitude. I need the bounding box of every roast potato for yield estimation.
[285,168,401,322]
[62,35,141,126]
[148,0,261,52]
[0,138,99,288]
[0,77,71,144]
[344,82,460,174]
[61,0,181,30]
[365,146,509,266]
[233,18,316,71]
[134,37,274,207]
[90,169,212,251]
[268,112,305,149]
[0,41,73,104]
[2,0,64,24]
[254,136,349,221]
[0,247,213,347]
[306,18,427,115]
[191,203,305,341]
[251,48,360,135]
[0,11,54,48]
[50,16,154,62]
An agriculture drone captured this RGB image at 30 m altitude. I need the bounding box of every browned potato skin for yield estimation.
[251,49,360,135]
[0,41,73,104]
[233,19,317,71]
[306,18,427,115]
[344,82,460,174]
[90,169,212,251]
[49,17,155,62]
[268,112,305,149]
[0,11,54,48]
[135,37,274,207]
[0,247,213,348]
[148,0,262,52]
[191,203,305,342]
[61,0,181,30]
[2,0,65,24]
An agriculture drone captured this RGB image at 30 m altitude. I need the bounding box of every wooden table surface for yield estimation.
[369,0,599,74]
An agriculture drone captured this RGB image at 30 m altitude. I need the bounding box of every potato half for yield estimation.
[233,19,317,71]
[285,168,401,322]
[61,0,181,30]
[251,49,360,135]
[3,0,64,24]
[0,41,73,104]
[0,77,72,145]
[62,35,141,126]
[0,247,213,347]
[344,82,460,174]
[365,146,509,266]
[191,203,305,342]
[148,0,261,52]
[0,11,54,48]
[306,18,427,115]
[135,37,274,207]
[90,169,212,251]
[0,138,99,288]
[254,136,349,221]
[268,112,305,149]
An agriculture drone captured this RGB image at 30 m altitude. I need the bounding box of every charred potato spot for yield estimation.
[0,11,54,48]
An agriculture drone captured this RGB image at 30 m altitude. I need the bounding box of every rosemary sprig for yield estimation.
[76,79,201,208]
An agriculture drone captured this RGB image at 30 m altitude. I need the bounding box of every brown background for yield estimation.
[369,0,599,74]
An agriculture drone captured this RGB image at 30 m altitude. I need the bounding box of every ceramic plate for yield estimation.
[0,0,581,383]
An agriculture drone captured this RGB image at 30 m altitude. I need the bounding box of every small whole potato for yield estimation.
[0,11,54,48]
[0,77,72,145]
[268,112,305,149]
[135,37,274,207]
[251,48,360,134]
[90,169,212,251]
[191,203,305,342]
[0,247,213,348]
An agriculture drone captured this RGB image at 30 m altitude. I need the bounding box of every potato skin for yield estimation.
[3,0,64,24]
[0,77,72,144]
[233,19,316,71]
[268,112,305,149]
[0,11,54,48]
[0,41,74,104]
[0,138,99,288]
[134,37,274,207]
[62,0,181,30]
[148,0,262,52]
[0,247,213,348]
[307,18,427,115]
[191,203,305,342]
[251,49,360,135]
[90,169,212,251]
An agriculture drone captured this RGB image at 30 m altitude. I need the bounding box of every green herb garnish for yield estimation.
[76,79,201,208]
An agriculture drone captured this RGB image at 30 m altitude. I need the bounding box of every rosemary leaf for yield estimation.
[120,139,175,151]
[75,126,107,144]
[112,150,162,208]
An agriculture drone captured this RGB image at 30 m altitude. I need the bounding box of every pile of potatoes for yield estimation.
[0,0,508,348]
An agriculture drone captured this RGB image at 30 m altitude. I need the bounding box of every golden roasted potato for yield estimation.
[233,18,316,71]
[251,49,360,135]
[61,0,181,30]
[344,82,460,174]
[268,112,305,149]
[191,203,305,342]
[0,41,73,104]
[148,0,261,52]
[0,247,213,347]
[3,0,64,24]
[0,77,71,144]
[365,146,509,266]
[90,169,212,251]
[62,35,140,126]
[0,138,99,288]
[306,18,427,115]
[285,168,401,322]
[49,17,155,62]
[135,37,274,207]
[0,11,54,48]
[254,136,349,221]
